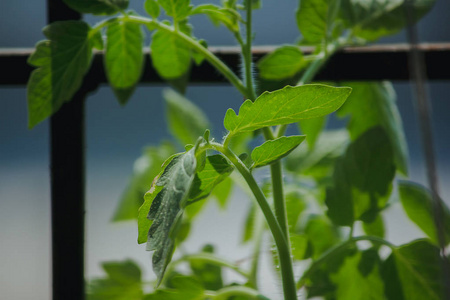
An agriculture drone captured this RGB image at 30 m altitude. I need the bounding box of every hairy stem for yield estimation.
[297,235,395,289]
[212,142,297,300]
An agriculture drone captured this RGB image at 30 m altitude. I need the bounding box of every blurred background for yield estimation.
[0,0,449,299]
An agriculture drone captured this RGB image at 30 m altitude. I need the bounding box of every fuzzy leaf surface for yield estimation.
[257,46,305,80]
[326,127,396,226]
[224,84,351,137]
[105,20,144,105]
[140,148,197,283]
[164,89,210,145]
[382,240,447,300]
[341,0,435,41]
[114,142,175,222]
[63,0,129,15]
[399,181,450,245]
[27,21,93,128]
[189,155,234,202]
[296,0,341,43]
[151,29,191,79]
[338,81,408,174]
[251,135,306,168]
[87,260,142,300]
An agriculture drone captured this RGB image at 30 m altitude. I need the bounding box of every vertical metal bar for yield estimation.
[47,1,85,300]
[405,2,450,299]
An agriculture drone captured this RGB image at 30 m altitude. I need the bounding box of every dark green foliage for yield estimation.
[189,245,224,290]
[326,127,396,226]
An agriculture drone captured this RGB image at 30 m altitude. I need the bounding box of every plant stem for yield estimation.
[168,252,250,279]
[248,208,265,289]
[93,15,249,98]
[244,0,257,100]
[212,143,297,300]
[204,286,261,299]
[297,235,395,289]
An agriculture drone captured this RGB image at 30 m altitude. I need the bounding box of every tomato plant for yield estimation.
[27,0,449,299]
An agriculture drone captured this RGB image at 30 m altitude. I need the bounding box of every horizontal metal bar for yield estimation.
[1,43,449,85]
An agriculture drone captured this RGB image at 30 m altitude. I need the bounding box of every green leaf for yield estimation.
[296,0,341,44]
[190,5,241,32]
[140,148,197,284]
[189,155,234,202]
[212,176,233,209]
[299,115,327,149]
[286,129,349,178]
[251,135,305,168]
[144,276,205,300]
[398,181,450,245]
[341,0,436,41]
[326,127,396,226]
[113,142,176,222]
[63,0,129,15]
[257,45,306,80]
[164,89,210,146]
[242,203,256,243]
[190,245,223,290]
[338,81,409,174]
[151,29,191,79]
[285,188,308,233]
[145,0,160,18]
[27,21,94,128]
[362,214,385,239]
[330,251,385,300]
[87,260,143,300]
[158,0,191,22]
[382,240,447,300]
[304,215,340,258]
[290,234,310,261]
[224,84,351,138]
[105,20,144,105]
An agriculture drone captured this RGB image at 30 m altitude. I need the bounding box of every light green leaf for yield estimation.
[140,148,197,283]
[242,203,256,243]
[326,127,396,226]
[189,245,223,290]
[63,0,129,15]
[382,240,447,300]
[291,234,310,261]
[338,81,409,174]
[87,260,143,300]
[164,89,210,146]
[299,115,327,149]
[362,214,385,239]
[188,155,234,202]
[144,276,204,300]
[296,0,341,43]
[286,129,349,178]
[27,21,93,128]
[285,188,308,233]
[304,215,340,258]
[212,176,233,209]
[191,5,241,32]
[145,0,160,18]
[151,29,191,79]
[341,0,436,41]
[224,84,351,138]
[158,0,191,22]
[251,135,305,168]
[113,142,175,222]
[398,181,450,245]
[257,46,306,80]
[105,20,144,105]
[330,252,385,300]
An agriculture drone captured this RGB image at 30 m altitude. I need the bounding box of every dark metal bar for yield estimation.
[47,1,87,300]
[2,43,450,86]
